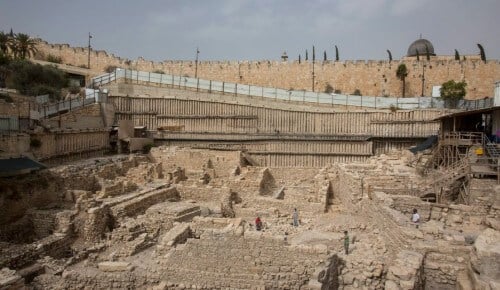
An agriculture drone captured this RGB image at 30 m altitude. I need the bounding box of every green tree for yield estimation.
[298,54,301,64]
[396,63,408,97]
[323,50,327,61]
[12,33,38,59]
[440,80,467,108]
[335,45,339,61]
[454,49,460,61]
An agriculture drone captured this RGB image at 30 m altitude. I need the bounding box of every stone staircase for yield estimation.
[160,234,328,289]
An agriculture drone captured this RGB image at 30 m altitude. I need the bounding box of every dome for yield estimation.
[407,38,435,57]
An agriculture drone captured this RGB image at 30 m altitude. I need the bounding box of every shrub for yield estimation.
[142,143,154,154]
[104,65,117,73]
[6,60,68,99]
[324,83,334,94]
[353,89,362,96]
[153,69,165,74]
[68,85,80,94]
[389,104,398,112]
[0,92,13,102]
[334,89,342,94]
[30,138,42,148]
[30,84,61,100]
[46,54,62,64]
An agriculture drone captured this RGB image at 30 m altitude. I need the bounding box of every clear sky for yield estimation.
[1,0,499,61]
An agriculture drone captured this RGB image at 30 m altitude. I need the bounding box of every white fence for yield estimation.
[91,69,495,110]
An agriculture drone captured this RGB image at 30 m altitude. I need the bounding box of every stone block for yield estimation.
[384,280,400,290]
[98,261,131,272]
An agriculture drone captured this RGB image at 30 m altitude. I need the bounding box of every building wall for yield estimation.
[35,41,500,100]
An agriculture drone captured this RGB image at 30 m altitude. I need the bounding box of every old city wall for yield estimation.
[36,41,500,99]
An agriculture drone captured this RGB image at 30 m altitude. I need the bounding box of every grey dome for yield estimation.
[407,39,435,57]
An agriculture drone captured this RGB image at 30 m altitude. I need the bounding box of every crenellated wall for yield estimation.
[35,40,500,99]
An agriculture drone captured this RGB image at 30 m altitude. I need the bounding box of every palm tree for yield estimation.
[386,49,392,62]
[477,43,486,62]
[0,32,9,54]
[396,63,408,97]
[12,33,38,59]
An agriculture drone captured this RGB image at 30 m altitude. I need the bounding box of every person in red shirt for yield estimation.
[255,217,262,231]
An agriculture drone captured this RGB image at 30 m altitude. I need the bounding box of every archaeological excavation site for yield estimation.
[1,63,500,289]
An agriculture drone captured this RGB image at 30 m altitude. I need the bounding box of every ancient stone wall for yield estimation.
[161,233,328,289]
[35,40,500,99]
[390,195,491,230]
[0,133,30,157]
[423,248,470,289]
[44,103,105,129]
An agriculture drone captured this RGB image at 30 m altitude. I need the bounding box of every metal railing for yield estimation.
[91,69,494,110]
[35,90,105,119]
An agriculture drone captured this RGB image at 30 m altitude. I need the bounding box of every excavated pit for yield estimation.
[0,147,498,289]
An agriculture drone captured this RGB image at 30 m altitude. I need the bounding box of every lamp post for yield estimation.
[87,33,92,69]
[195,47,200,78]
[421,64,426,97]
[312,45,316,92]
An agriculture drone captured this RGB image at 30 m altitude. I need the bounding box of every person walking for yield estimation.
[411,209,420,229]
[344,231,349,255]
[293,208,299,227]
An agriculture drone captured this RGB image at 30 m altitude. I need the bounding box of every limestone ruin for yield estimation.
[1,66,500,289]
[0,143,498,289]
